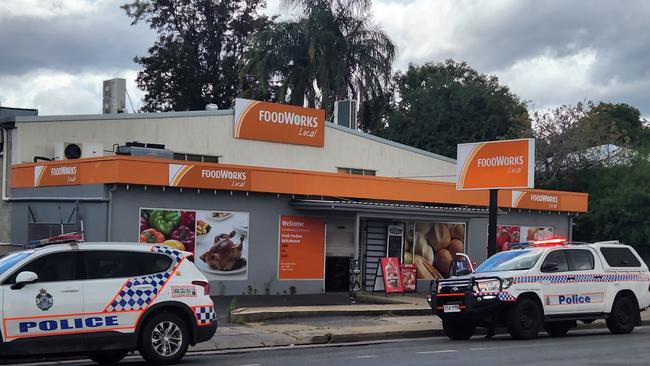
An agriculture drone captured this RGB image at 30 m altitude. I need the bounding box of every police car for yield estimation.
[0,242,217,364]
[428,239,650,340]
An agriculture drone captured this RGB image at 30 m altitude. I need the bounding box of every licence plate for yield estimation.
[443,304,461,313]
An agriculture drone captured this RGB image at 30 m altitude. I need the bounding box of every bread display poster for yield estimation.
[278,215,326,280]
[403,222,466,280]
[139,208,250,281]
[496,225,554,252]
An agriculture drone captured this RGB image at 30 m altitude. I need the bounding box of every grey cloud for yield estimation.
[0,3,155,76]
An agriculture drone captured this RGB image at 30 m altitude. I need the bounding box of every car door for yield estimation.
[565,248,606,313]
[540,249,573,315]
[1,251,84,350]
[80,249,174,345]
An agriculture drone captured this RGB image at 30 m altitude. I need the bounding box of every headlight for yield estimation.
[476,279,501,292]
[502,278,513,289]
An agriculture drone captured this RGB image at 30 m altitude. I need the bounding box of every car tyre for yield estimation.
[442,317,476,340]
[139,312,190,365]
[88,350,129,365]
[507,297,541,340]
[606,295,637,334]
[543,321,574,337]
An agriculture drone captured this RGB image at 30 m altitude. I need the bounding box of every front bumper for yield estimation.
[428,291,514,325]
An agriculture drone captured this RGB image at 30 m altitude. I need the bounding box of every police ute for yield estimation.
[0,241,217,364]
[428,239,650,340]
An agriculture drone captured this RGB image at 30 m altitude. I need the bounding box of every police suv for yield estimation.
[428,239,650,340]
[0,242,217,364]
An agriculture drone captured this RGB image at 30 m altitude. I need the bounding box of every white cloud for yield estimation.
[0,0,106,18]
[0,69,143,115]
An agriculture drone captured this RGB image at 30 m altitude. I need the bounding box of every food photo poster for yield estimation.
[495,225,554,252]
[139,208,249,280]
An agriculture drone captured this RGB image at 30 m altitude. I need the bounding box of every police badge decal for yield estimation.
[36,288,54,311]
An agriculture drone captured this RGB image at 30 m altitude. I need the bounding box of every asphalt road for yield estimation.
[12,326,650,366]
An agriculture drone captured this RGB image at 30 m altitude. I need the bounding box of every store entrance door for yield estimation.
[325,257,350,291]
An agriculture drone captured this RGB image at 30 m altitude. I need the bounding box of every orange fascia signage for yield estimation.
[234,98,325,147]
[278,216,326,280]
[33,164,80,186]
[11,156,588,213]
[456,138,535,190]
[169,163,250,190]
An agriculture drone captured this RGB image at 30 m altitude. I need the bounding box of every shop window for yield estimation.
[337,167,376,176]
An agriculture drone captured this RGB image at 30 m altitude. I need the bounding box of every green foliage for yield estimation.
[122,0,271,111]
[572,155,650,247]
[379,60,531,158]
[240,0,396,124]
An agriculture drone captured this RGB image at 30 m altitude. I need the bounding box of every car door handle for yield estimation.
[594,275,603,279]
[61,287,80,293]
[567,276,576,281]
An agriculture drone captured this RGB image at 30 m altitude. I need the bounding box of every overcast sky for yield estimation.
[1,0,649,119]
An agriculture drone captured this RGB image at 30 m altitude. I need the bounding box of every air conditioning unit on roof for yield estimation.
[54,142,103,160]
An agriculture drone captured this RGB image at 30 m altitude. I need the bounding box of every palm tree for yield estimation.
[240,0,396,122]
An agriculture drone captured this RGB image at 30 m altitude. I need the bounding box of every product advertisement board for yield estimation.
[139,208,249,281]
[456,138,535,190]
[278,215,326,280]
[496,225,554,252]
[380,257,403,293]
[403,222,466,279]
[400,264,417,292]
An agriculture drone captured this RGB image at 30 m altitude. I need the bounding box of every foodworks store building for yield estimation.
[3,100,588,295]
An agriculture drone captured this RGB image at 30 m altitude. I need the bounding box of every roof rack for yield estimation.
[593,240,621,245]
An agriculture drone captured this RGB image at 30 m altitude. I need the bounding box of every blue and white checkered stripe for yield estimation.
[194,306,216,325]
[105,246,184,312]
[498,292,516,301]
[514,274,649,284]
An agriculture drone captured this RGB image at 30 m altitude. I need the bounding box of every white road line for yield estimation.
[417,349,458,354]
[356,355,378,358]
[238,364,262,366]
[470,347,492,351]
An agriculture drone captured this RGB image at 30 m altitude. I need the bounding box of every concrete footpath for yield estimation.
[192,293,650,351]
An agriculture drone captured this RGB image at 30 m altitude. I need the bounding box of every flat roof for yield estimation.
[13,109,456,164]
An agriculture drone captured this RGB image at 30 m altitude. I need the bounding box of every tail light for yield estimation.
[192,280,210,295]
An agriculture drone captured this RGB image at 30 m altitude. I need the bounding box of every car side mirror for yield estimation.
[11,271,38,290]
[541,263,559,272]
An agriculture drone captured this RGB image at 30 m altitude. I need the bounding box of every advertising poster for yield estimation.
[140,208,249,281]
[403,222,466,279]
[278,216,326,280]
[380,257,404,293]
[400,264,417,292]
[496,225,554,252]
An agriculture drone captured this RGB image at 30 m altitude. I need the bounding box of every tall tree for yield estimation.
[123,0,270,111]
[379,60,531,158]
[240,0,396,123]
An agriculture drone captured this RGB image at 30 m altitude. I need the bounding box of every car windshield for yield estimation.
[0,251,33,276]
[474,250,543,273]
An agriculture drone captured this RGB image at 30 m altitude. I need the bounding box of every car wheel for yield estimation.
[507,297,541,340]
[88,350,129,365]
[139,312,190,365]
[442,317,476,340]
[606,295,637,334]
[543,321,574,337]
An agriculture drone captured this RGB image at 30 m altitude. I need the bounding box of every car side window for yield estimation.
[599,247,642,267]
[541,250,569,272]
[6,252,79,283]
[83,251,173,280]
[566,249,595,271]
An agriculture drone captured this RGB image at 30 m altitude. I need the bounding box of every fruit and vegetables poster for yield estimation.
[278,215,326,280]
[380,257,404,293]
[139,208,249,281]
[403,222,466,280]
[496,225,554,252]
